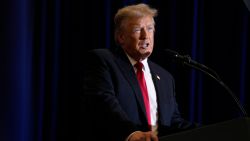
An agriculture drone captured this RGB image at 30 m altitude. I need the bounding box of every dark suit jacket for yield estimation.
[81,47,195,141]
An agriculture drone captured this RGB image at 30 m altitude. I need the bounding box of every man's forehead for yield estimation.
[124,17,154,25]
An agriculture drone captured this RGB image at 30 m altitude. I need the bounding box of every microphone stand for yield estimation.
[181,56,248,117]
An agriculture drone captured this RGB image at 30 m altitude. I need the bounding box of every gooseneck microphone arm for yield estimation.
[164,49,248,117]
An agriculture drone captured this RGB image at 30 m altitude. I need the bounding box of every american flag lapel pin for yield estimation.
[156,74,160,80]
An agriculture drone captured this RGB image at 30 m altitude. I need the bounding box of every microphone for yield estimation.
[163,48,248,117]
[164,48,201,65]
[164,49,221,80]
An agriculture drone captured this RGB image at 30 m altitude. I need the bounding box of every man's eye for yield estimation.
[148,27,154,32]
[133,28,141,33]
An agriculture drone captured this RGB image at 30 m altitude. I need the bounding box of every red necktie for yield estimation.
[134,62,151,128]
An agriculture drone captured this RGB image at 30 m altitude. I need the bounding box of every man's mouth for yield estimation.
[140,43,149,48]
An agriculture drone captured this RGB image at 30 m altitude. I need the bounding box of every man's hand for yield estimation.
[128,131,158,141]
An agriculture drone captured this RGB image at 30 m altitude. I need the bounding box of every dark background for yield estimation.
[1,0,249,141]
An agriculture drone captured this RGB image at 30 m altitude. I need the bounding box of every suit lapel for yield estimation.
[148,61,162,101]
[113,48,147,118]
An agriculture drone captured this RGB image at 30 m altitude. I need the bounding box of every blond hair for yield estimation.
[114,3,158,45]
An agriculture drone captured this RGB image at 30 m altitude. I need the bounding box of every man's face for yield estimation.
[118,16,155,61]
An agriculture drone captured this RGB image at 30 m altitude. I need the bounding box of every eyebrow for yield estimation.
[131,24,155,27]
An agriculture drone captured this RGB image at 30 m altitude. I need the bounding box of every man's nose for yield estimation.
[140,28,148,40]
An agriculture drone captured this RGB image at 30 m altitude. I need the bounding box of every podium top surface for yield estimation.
[160,117,250,141]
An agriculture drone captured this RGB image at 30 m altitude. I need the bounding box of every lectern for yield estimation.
[160,118,250,141]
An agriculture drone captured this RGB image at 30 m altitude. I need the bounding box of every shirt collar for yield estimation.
[125,53,150,73]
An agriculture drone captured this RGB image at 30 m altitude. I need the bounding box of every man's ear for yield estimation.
[117,33,125,45]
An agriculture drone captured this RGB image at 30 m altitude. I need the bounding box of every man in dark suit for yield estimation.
[82,3,195,141]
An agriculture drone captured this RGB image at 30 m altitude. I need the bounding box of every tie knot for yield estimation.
[134,62,143,70]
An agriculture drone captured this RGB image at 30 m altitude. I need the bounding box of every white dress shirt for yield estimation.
[126,54,158,133]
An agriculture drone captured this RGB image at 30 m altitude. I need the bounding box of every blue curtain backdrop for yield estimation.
[1,0,249,141]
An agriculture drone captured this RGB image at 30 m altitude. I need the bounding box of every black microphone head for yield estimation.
[162,49,193,65]
[151,48,180,67]
[152,48,186,65]
[163,49,180,59]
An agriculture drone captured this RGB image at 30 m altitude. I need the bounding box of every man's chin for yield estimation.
[141,51,151,59]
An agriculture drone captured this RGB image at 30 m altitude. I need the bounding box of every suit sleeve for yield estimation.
[82,50,138,141]
[155,68,197,136]
[161,76,197,135]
